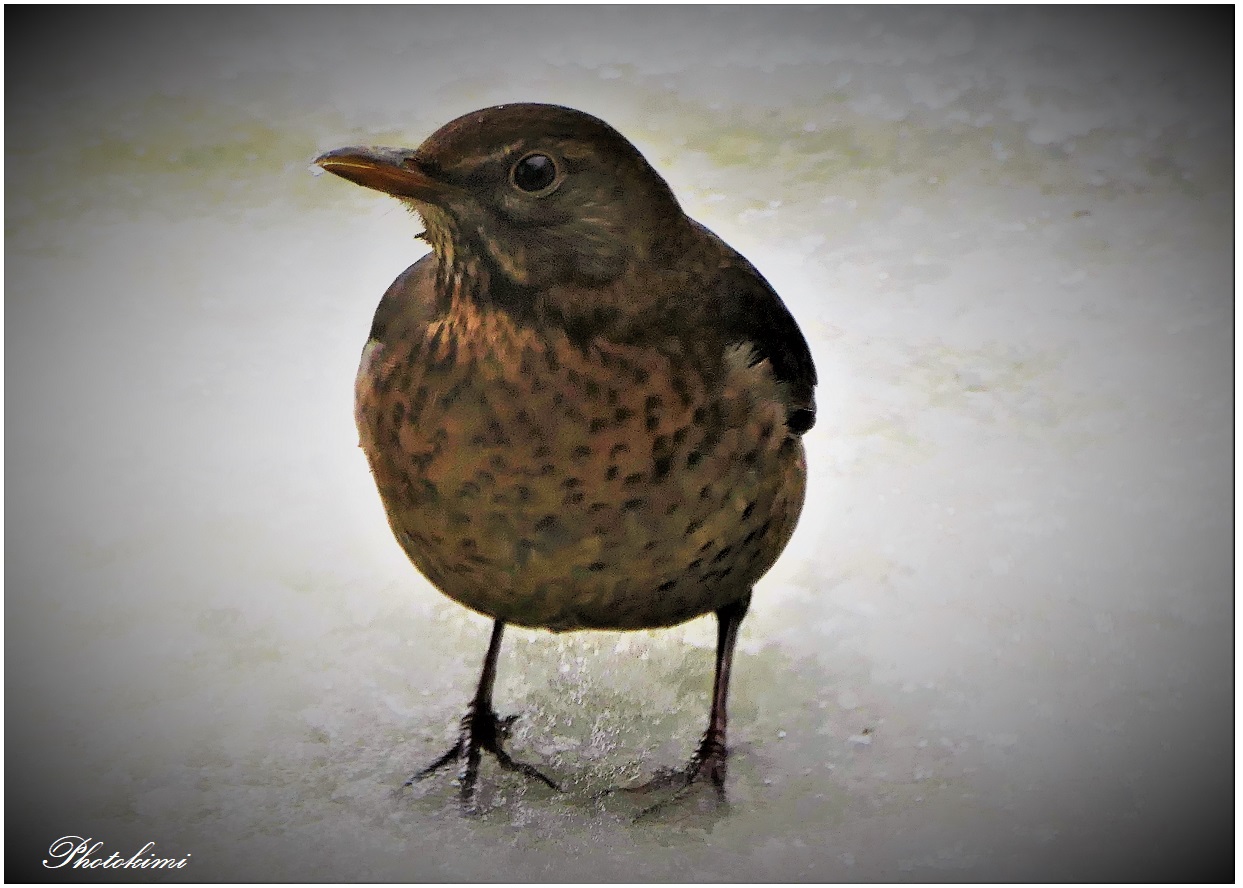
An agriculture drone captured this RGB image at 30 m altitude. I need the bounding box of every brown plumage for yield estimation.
[316,103,816,812]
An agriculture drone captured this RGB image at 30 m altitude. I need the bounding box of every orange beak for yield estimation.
[314,146,454,202]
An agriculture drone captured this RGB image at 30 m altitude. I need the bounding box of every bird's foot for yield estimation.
[404,705,560,810]
[622,729,730,820]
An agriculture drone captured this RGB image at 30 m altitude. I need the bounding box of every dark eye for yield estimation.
[511,153,558,193]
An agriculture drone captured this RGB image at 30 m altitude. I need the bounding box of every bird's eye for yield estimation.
[511,153,558,194]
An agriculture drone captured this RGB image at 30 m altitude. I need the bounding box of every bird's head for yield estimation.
[315,104,690,294]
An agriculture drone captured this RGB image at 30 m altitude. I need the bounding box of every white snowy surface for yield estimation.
[6,7,1232,882]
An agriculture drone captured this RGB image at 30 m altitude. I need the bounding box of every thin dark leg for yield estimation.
[628,591,751,816]
[405,620,559,809]
[697,591,751,797]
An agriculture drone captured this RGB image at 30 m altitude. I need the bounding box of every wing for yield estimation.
[367,253,440,346]
[697,223,818,434]
[355,254,442,446]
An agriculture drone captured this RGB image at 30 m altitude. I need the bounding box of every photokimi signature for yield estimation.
[43,836,192,871]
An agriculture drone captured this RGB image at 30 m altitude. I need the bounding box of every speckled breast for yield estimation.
[355,299,806,631]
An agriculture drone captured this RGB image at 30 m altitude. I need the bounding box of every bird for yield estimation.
[315,103,816,813]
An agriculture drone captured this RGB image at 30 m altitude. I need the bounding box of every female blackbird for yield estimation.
[316,103,816,811]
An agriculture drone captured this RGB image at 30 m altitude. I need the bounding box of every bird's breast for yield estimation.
[355,302,806,631]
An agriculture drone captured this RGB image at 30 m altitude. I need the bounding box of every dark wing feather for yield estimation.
[698,223,818,434]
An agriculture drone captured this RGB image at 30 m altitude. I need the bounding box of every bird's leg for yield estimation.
[405,620,559,808]
[693,591,750,795]
[629,592,751,815]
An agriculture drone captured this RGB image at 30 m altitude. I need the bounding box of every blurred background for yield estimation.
[5,6,1232,881]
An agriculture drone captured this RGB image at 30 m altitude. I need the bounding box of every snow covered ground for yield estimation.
[6,7,1232,881]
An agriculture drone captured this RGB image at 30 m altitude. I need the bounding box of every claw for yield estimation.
[404,705,560,807]
[624,730,730,821]
[401,622,559,810]
[404,738,465,786]
[492,743,561,791]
